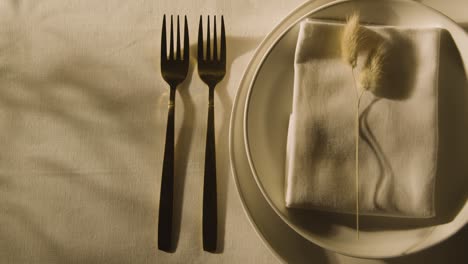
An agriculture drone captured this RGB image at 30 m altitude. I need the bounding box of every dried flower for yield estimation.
[341,12,362,68]
[341,11,364,239]
[360,44,386,93]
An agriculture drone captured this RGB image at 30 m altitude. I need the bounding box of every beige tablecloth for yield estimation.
[0,1,466,263]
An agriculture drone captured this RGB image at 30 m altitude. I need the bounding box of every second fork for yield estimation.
[197,15,226,253]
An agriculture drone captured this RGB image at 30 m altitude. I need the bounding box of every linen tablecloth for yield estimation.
[0,1,466,263]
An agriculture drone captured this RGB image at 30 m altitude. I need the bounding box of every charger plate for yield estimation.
[238,0,468,259]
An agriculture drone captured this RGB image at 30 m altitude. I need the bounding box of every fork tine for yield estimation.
[176,15,181,60]
[184,15,189,61]
[220,16,226,64]
[198,16,204,61]
[213,16,218,61]
[206,16,211,61]
[169,15,174,60]
[161,15,167,63]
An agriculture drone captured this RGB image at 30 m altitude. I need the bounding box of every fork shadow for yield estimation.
[210,36,262,253]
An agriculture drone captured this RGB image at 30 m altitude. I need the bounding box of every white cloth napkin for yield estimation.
[285,20,443,218]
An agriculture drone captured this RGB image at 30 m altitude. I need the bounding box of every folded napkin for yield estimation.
[285,20,443,218]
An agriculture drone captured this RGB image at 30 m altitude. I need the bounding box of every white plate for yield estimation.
[243,0,468,259]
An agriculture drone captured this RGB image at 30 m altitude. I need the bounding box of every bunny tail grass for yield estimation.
[341,12,361,68]
[360,44,386,93]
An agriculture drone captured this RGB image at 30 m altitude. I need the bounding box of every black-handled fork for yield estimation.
[197,15,226,253]
[158,14,189,252]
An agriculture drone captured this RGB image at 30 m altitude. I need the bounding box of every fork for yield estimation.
[197,15,226,252]
[158,14,189,252]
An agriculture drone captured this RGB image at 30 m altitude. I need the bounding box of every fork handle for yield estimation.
[203,87,217,252]
[158,88,176,252]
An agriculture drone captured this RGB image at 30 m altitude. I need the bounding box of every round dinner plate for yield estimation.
[236,0,468,260]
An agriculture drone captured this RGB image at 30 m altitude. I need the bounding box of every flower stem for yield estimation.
[355,99,360,239]
[351,69,364,239]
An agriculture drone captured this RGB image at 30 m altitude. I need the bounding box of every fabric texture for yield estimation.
[0,1,289,263]
[285,20,442,218]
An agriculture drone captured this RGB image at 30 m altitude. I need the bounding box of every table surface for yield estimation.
[0,1,466,264]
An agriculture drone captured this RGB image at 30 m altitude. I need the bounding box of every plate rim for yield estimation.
[241,0,468,258]
[229,0,341,262]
